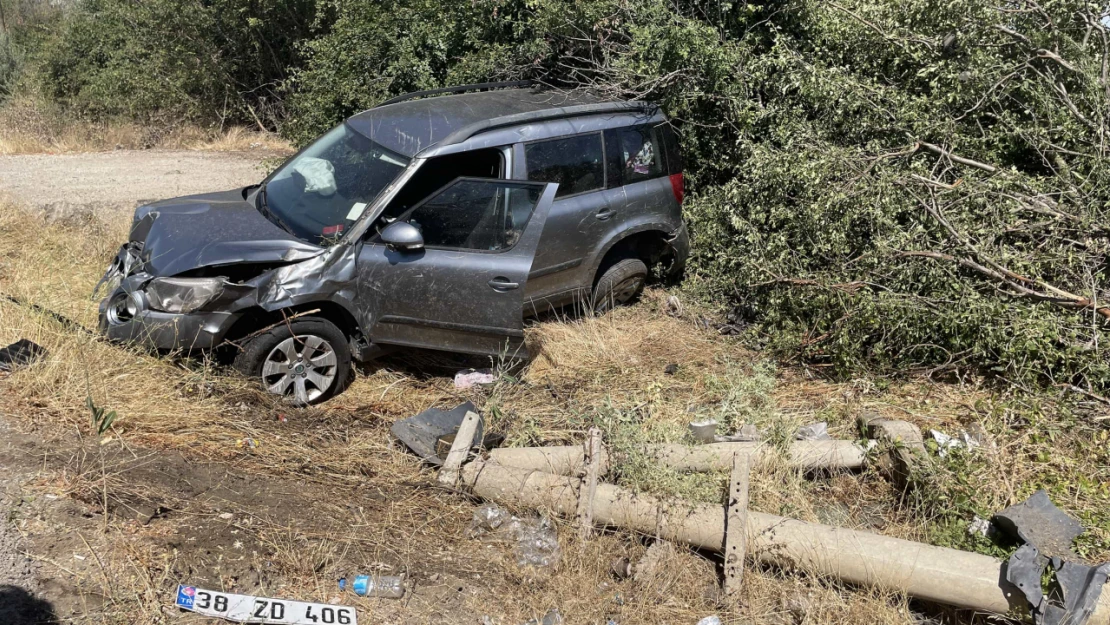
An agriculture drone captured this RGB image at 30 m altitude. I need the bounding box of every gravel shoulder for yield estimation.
[0,149,273,216]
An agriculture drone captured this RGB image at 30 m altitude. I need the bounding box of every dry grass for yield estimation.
[0,198,1107,624]
[0,97,291,155]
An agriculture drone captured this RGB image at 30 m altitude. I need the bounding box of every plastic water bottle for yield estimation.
[337,574,405,598]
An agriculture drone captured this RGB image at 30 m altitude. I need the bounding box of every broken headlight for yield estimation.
[145,277,224,314]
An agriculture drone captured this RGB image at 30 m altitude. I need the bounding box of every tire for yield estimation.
[233,317,352,405]
[591,257,649,314]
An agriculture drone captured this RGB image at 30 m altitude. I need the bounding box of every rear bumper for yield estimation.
[665,222,690,280]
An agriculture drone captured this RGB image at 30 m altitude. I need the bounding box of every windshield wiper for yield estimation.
[255,183,297,237]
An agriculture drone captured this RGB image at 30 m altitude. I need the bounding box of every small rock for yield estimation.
[218,512,233,520]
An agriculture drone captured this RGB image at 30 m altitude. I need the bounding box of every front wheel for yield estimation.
[233,317,352,405]
[591,258,648,314]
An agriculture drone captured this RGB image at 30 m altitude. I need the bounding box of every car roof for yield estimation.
[347,89,654,158]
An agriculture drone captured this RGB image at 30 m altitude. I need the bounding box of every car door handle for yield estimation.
[488,277,519,291]
[596,207,615,221]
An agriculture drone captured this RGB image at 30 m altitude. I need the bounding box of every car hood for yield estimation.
[130,189,324,277]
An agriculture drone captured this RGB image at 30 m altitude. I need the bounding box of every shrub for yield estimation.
[34,0,320,125]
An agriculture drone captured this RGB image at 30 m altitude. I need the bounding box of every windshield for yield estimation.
[261,122,410,245]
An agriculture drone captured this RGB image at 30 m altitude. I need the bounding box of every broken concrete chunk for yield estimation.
[688,419,718,444]
[794,422,830,441]
[995,489,1084,559]
[857,412,926,491]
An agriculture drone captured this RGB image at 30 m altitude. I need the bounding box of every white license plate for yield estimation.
[175,585,357,624]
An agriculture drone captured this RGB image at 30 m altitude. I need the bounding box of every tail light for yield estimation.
[669,172,685,205]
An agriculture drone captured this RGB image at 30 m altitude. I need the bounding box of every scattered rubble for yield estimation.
[453,415,1110,624]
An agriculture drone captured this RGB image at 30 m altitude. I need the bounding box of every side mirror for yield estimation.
[380,221,424,251]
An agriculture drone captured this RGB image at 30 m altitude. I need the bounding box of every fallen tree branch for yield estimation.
[899,250,1110,319]
[918,142,998,173]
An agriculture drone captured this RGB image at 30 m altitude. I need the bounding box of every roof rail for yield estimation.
[432,101,657,152]
[376,80,536,108]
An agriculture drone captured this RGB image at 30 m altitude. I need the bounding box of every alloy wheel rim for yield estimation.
[261,335,337,404]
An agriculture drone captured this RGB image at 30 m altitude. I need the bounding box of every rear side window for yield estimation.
[404,179,543,252]
[615,126,664,184]
[658,123,683,174]
[525,134,605,198]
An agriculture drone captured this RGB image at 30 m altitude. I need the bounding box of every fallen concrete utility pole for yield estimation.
[487,439,871,476]
[460,459,1110,622]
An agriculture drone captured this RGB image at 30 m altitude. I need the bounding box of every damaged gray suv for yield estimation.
[97,83,689,404]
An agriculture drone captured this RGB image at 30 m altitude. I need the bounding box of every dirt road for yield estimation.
[0,149,271,216]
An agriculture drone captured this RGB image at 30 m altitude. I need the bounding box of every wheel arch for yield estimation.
[220,300,364,352]
[587,223,679,290]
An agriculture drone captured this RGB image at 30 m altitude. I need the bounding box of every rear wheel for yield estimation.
[233,317,352,404]
[591,258,648,314]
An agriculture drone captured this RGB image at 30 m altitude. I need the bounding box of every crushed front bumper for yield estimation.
[98,301,237,351]
[97,274,240,352]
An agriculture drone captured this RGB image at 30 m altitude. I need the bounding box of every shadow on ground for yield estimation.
[0,585,57,625]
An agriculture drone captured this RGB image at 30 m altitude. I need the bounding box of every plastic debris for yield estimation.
[716,423,761,442]
[794,421,830,440]
[688,419,718,444]
[967,519,994,537]
[997,490,1110,625]
[0,339,46,372]
[696,617,721,625]
[338,574,405,598]
[967,516,992,538]
[929,429,979,457]
[455,369,496,389]
[1006,543,1110,625]
[470,503,561,570]
[610,557,632,579]
[237,438,260,449]
[995,489,1083,560]
[391,402,485,466]
[664,295,684,317]
[664,363,679,376]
